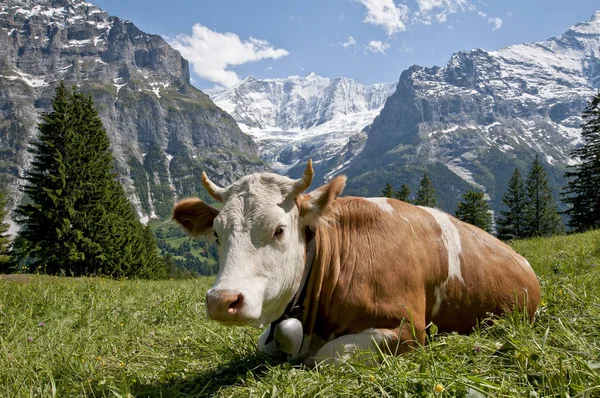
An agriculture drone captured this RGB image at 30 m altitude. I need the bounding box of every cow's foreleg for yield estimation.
[311,328,397,366]
[257,324,277,355]
[311,322,426,366]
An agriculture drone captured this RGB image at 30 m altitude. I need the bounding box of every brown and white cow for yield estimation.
[172,161,540,365]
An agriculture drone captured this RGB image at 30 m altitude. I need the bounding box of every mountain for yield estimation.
[342,11,600,213]
[0,0,265,232]
[208,73,396,182]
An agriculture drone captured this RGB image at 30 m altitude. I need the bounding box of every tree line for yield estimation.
[0,87,599,274]
[381,90,600,239]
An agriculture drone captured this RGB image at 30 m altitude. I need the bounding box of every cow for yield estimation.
[172,161,540,365]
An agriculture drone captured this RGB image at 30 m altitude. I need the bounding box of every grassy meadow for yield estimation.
[0,230,599,397]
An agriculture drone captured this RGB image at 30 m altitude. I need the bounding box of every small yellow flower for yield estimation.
[541,300,547,306]
[434,384,445,393]
[369,374,376,382]
[96,356,102,361]
[120,323,124,327]
[119,362,125,367]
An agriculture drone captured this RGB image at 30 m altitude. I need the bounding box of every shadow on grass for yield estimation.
[130,352,285,397]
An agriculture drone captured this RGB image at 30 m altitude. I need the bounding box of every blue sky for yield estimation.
[93,0,599,90]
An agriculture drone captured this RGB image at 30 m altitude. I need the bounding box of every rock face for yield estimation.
[0,0,265,230]
[208,73,396,182]
[342,11,600,212]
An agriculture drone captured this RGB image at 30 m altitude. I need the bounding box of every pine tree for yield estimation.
[497,168,528,240]
[455,190,492,232]
[562,91,600,232]
[394,184,411,202]
[524,154,564,237]
[415,173,437,207]
[0,190,12,268]
[382,182,394,198]
[16,83,167,278]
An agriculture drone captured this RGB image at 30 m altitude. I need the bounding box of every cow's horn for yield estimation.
[201,171,226,202]
[291,159,313,196]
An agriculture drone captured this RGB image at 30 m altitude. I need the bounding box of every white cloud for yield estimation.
[342,35,357,48]
[168,24,289,87]
[416,0,469,14]
[477,11,487,18]
[488,17,502,31]
[414,0,471,24]
[357,0,409,35]
[266,66,273,70]
[435,12,447,23]
[367,40,390,54]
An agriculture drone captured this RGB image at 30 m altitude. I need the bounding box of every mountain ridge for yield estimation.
[0,0,266,233]
[341,10,600,212]
[208,72,396,182]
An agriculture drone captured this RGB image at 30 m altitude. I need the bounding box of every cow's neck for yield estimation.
[264,227,316,345]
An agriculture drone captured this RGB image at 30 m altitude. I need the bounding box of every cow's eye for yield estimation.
[213,231,220,245]
[274,226,286,238]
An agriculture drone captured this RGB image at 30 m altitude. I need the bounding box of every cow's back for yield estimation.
[417,207,540,333]
[300,197,540,341]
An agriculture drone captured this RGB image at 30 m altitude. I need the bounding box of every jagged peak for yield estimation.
[243,75,259,83]
[566,10,600,35]
[233,73,394,91]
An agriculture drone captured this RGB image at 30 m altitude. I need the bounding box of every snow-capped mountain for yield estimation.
[341,10,600,212]
[0,0,265,231]
[208,73,396,181]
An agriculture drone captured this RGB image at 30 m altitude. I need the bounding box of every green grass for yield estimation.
[1,230,599,397]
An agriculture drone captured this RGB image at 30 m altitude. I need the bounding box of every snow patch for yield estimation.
[64,39,91,47]
[114,82,127,98]
[0,69,48,88]
[442,125,459,134]
[445,158,486,191]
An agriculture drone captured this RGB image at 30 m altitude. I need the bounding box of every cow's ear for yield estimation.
[296,175,346,227]
[172,198,219,237]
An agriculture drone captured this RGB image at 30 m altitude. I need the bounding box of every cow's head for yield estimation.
[172,161,346,328]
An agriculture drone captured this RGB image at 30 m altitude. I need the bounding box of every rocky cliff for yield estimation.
[342,11,600,212]
[0,0,265,231]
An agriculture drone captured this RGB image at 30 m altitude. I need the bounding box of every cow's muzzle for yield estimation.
[205,289,246,322]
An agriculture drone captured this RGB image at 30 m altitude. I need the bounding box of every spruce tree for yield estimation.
[0,190,12,268]
[524,154,563,237]
[455,190,492,232]
[497,168,528,240]
[382,182,394,198]
[17,83,167,278]
[562,91,600,232]
[415,173,437,207]
[394,184,411,202]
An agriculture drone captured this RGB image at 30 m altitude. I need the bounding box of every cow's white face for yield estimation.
[173,162,346,328]
[209,187,304,327]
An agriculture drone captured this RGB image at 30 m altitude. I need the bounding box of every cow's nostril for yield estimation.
[228,293,244,313]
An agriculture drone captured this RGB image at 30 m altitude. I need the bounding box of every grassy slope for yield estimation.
[0,231,599,397]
